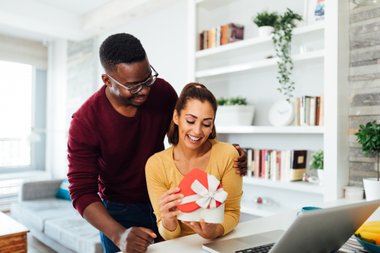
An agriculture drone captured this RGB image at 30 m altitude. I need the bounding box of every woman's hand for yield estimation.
[159,187,183,231]
[183,219,224,239]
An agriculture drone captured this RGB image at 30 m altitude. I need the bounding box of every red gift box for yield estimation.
[177,168,227,223]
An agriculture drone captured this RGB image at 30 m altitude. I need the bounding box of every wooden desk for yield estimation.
[0,212,29,253]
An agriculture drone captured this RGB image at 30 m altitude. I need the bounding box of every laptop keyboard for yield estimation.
[235,243,274,253]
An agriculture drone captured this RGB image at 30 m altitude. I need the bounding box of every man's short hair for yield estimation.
[99,33,146,71]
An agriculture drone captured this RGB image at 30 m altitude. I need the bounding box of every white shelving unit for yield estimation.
[195,50,324,78]
[195,21,325,59]
[243,177,323,194]
[187,0,350,216]
[217,126,324,134]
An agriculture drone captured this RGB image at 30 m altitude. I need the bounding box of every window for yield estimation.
[0,60,46,171]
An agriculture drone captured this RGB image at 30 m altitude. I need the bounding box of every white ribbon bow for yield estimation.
[181,174,228,209]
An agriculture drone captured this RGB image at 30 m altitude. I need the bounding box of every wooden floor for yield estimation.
[27,234,56,253]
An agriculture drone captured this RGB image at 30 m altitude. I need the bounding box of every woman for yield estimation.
[145,82,242,240]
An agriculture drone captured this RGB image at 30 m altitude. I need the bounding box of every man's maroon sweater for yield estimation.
[67,79,177,216]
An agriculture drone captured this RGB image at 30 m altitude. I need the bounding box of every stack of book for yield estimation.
[199,23,244,50]
[245,148,310,182]
[294,96,324,126]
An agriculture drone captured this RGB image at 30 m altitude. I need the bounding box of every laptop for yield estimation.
[203,200,380,253]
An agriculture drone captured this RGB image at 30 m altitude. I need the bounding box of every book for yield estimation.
[260,150,268,178]
[229,23,244,42]
[290,150,307,181]
[294,97,301,126]
[215,26,221,47]
[319,96,324,126]
[220,24,229,45]
[314,0,325,21]
[245,148,253,177]
[208,28,215,48]
[269,150,282,181]
[309,96,316,126]
[265,150,272,179]
[315,96,321,126]
[253,149,261,178]
[275,150,282,181]
[198,23,244,50]
[270,150,277,181]
[300,96,305,126]
[203,30,208,50]
[305,96,311,126]
[199,31,204,50]
[280,150,291,181]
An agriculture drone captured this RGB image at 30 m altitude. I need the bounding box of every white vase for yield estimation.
[215,105,255,126]
[344,186,364,200]
[363,178,380,200]
[258,26,274,37]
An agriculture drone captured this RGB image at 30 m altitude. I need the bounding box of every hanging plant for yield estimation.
[272,8,302,102]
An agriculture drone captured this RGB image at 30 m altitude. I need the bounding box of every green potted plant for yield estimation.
[309,150,324,184]
[310,150,324,170]
[252,11,279,37]
[216,97,254,126]
[272,8,302,103]
[355,120,380,200]
[217,96,247,106]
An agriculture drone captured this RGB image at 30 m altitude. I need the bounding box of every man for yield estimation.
[67,33,246,253]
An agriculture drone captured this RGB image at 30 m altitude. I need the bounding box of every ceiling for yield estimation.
[32,0,111,15]
[0,0,174,42]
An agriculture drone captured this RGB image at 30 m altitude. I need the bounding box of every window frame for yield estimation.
[0,64,46,173]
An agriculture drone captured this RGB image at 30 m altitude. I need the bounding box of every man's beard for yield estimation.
[120,94,146,107]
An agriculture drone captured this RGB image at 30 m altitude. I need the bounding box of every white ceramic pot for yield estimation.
[344,186,364,200]
[363,178,380,200]
[215,105,255,126]
[258,26,274,37]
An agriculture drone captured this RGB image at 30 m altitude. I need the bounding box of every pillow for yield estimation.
[55,179,71,201]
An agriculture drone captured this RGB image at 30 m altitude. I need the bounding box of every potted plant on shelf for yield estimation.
[252,11,279,37]
[309,150,324,185]
[215,97,255,126]
[355,120,380,200]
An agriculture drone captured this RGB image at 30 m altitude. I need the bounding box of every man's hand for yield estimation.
[119,227,157,253]
[233,144,247,176]
[82,203,156,253]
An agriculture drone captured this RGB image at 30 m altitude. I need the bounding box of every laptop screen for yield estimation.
[203,200,380,253]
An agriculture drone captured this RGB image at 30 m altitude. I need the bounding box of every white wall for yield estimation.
[46,39,69,178]
[96,0,188,94]
[47,1,188,177]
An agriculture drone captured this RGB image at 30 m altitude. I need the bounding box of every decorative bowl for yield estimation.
[356,236,380,253]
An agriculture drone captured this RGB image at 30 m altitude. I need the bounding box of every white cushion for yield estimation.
[11,199,75,232]
[45,216,101,252]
